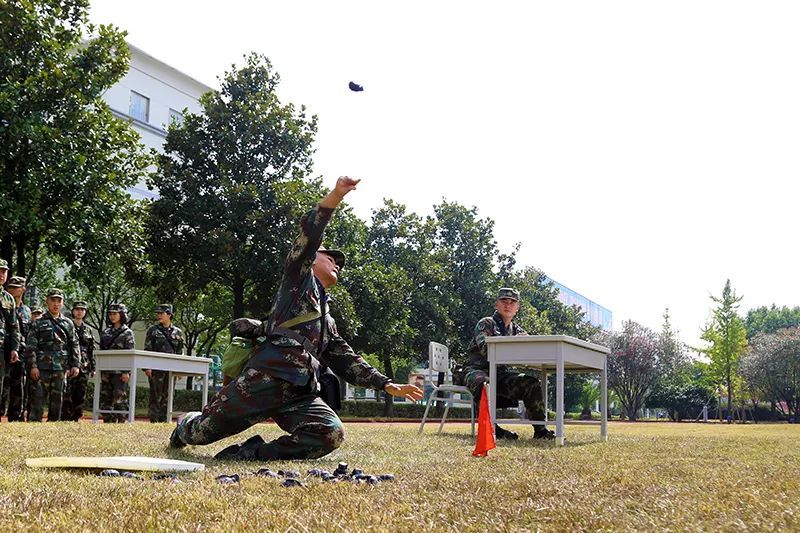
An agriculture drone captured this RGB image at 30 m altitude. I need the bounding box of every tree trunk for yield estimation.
[14,233,26,278]
[1,234,12,270]
[232,275,245,319]
[186,376,193,390]
[726,375,733,424]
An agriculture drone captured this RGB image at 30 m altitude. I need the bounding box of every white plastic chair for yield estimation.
[418,342,475,437]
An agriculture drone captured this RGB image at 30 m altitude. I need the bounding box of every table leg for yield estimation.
[202,371,209,408]
[601,358,608,441]
[542,371,549,421]
[127,365,137,423]
[92,370,101,423]
[556,347,565,446]
[488,344,497,430]
[166,371,174,422]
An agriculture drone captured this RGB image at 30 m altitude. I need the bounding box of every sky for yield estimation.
[89,1,800,348]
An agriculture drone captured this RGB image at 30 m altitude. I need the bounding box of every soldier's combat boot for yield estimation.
[494,423,519,440]
[533,426,556,440]
[169,411,201,448]
[214,434,265,460]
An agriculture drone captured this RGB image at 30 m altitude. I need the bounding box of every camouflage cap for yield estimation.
[108,303,127,313]
[46,288,64,299]
[154,304,173,314]
[317,246,346,270]
[0,259,8,270]
[497,287,520,301]
[31,307,44,315]
[72,300,88,310]
[7,276,26,288]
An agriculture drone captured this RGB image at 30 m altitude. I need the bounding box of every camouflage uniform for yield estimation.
[25,290,80,422]
[61,302,95,421]
[1,276,29,421]
[99,316,135,423]
[144,307,184,422]
[174,204,391,460]
[0,261,21,420]
[464,299,547,424]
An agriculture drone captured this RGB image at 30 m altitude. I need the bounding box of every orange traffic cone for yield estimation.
[472,383,496,457]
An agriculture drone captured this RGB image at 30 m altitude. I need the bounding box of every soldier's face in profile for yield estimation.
[0,269,7,285]
[47,297,63,316]
[312,252,340,288]
[495,297,520,321]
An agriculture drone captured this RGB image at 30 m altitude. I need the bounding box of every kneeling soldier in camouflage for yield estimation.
[25,289,80,422]
[171,177,423,460]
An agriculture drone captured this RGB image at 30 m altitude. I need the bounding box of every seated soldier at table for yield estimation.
[463,288,555,440]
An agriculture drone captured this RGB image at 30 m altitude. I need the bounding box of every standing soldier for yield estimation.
[463,288,555,440]
[61,301,95,421]
[171,177,423,459]
[25,288,80,422]
[0,260,21,422]
[98,303,135,423]
[4,276,31,421]
[144,304,184,423]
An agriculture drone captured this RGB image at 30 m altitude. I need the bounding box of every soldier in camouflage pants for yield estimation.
[464,288,555,440]
[25,289,80,422]
[3,276,30,421]
[0,260,21,420]
[61,301,95,421]
[144,304,184,422]
[99,303,135,423]
[171,177,423,460]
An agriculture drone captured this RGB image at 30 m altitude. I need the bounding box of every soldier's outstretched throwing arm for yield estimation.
[284,177,361,281]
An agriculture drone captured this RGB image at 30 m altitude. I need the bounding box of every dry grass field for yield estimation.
[0,421,798,531]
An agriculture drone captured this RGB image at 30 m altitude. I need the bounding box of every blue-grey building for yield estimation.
[548,279,612,331]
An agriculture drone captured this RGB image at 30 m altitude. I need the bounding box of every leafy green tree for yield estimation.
[701,280,748,421]
[147,53,317,319]
[0,0,150,280]
[745,305,800,339]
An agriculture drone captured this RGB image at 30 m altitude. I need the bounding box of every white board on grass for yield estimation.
[25,456,205,472]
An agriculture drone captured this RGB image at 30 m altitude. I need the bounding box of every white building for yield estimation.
[101,42,214,199]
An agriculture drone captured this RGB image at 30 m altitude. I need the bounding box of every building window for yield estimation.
[169,108,184,126]
[129,91,150,122]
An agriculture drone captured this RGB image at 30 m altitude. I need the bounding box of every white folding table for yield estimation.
[92,350,212,423]
[485,335,610,446]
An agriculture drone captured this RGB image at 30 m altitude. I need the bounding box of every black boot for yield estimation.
[494,424,519,440]
[214,434,265,460]
[533,426,556,440]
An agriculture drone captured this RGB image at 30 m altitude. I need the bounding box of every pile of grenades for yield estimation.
[216,462,396,488]
[97,470,180,483]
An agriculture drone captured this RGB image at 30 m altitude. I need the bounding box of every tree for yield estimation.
[741,327,800,420]
[647,307,694,421]
[607,321,663,420]
[701,280,748,421]
[0,0,150,280]
[745,305,800,339]
[147,53,318,320]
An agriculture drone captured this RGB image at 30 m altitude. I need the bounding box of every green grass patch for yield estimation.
[0,422,798,530]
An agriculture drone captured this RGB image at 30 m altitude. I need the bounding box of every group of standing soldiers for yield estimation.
[0,259,185,423]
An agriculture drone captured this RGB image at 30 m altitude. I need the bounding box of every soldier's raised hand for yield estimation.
[334,176,360,197]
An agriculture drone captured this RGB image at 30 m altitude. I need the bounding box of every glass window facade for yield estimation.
[548,278,613,331]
